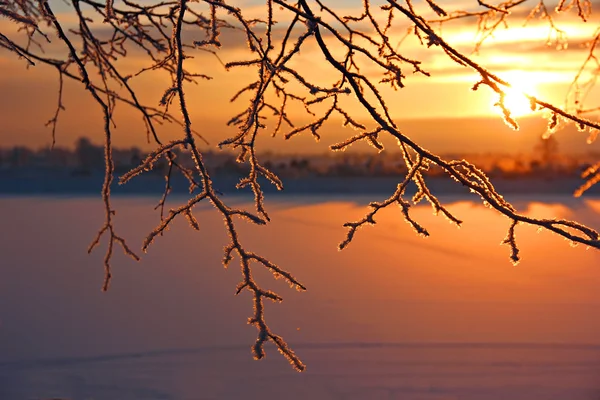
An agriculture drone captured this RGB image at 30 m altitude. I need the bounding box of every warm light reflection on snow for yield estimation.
[0,195,599,399]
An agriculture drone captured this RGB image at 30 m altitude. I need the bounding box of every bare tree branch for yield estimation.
[2,0,600,371]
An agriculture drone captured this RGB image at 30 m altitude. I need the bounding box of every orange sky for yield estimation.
[0,0,599,154]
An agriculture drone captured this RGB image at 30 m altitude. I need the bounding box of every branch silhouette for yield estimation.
[1,0,600,370]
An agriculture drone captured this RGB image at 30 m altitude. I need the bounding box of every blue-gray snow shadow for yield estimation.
[2,342,600,400]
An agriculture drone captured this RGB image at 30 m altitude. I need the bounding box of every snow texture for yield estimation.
[1,195,599,399]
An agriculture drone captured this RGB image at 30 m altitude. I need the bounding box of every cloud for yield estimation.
[1,0,598,152]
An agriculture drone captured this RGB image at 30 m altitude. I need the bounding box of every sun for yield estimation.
[502,87,534,117]
[492,71,539,117]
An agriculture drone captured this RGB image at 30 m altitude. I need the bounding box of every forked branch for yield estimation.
[2,0,600,371]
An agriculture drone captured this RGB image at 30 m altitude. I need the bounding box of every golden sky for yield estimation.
[0,0,599,153]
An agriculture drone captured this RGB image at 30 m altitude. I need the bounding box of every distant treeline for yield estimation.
[1,136,598,179]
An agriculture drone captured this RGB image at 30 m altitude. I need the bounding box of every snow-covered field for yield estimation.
[1,194,600,399]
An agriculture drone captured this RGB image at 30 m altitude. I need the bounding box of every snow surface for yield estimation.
[1,194,600,399]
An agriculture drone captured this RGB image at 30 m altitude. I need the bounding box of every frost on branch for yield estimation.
[2,0,600,371]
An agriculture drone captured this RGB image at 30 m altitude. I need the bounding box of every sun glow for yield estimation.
[493,71,540,117]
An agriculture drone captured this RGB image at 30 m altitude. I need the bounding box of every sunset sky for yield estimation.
[0,0,599,154]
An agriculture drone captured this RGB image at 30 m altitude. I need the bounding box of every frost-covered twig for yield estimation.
[3,0,600,371]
